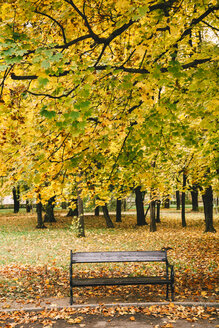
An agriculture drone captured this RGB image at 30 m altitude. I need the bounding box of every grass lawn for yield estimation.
[0,209,218,305]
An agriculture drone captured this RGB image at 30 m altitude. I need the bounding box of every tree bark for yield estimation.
[191,185,199,211]
[36,199,46,229]
[156,200,161,223]
[44,196,56,222]
[202,186,216,233]
[76,180,85,237]
[144,204,150,221]
[164,197,170,208]
[61,202,67,209]
[102,204,114,228]
[116,199,122,222]
[12,186,20,213]
[176,190,180,210]
[95,206,100,216]
[150,199,156,232]
[181,172,187,227]
[135,186,147,226]
[26,200,32,213]
[123,199,127,212]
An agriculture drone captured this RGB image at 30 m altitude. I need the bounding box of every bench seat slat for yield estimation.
[72,251,167,263]
[72,276,171,287]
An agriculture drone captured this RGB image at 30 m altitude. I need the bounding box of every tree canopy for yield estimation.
[0,0,218,206]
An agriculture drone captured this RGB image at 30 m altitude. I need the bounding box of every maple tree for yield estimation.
[0,0,218,233]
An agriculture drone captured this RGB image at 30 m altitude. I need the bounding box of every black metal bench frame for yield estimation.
[69,250,174,305]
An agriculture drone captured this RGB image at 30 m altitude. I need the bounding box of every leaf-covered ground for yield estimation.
[1,304,218,328]
[0,209,218,309]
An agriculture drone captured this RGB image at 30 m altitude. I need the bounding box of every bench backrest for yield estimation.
[71,251,167,263]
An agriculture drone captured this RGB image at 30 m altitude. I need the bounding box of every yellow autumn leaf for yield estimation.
[67,317,84,324]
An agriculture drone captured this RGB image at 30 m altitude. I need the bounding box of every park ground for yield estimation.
[0,208,218,327]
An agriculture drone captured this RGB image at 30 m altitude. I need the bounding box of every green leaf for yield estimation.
[41,60,50,69]
[40,109,56,119]
[74,100,90,109]
[38,77,49,86]
[0,64,8,72]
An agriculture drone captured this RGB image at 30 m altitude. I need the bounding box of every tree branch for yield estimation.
[55,34,92,49]
[154,5,219,63]
[34,10,67,44]
[202,20,219,32]
[10,57,213,82]
[26,84,80,99]
[65,0,106,44]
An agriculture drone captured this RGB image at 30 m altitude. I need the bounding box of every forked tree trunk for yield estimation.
[176,190,180,210]
[191,185,199,212]
[116,199,122,222]
[202,186,216,233]
[102,204,114,228]
[181,172,187,227]
[150,199,156,232]
[135,186,147,226]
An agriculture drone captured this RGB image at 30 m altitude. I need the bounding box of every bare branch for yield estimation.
[10,57,213,83]
[65,0,105,44]
[26,84,80,99]
[154,5,219,63]
[94,44,108,67]
[55,34,92,49]
[0,66,14,98]
[35,10,67,44]
[202,20,219,32]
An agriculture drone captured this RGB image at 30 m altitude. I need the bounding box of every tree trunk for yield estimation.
[116,199,122,222]
[76,180,85,237]
[191,185,199,212]
[150,199,156,232]
[156,200,161,223]
[123,199,127,212]
[61,202,67,209]
[26,200,31,213]
[44,196,56,222]
[202,186,216,233]
[181,172,187,227]
[36,199,46,229]
[102,204,114,228]
[164,197,170,208]
[176,190,180,210]
[135,186,147,226]
[12,186,20,213]
[144,204,150,221]
[95,206,100,216]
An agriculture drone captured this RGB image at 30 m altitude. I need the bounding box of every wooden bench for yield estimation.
[69,250,174,304]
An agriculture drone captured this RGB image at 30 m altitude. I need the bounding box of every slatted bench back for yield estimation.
[71,251,167,263]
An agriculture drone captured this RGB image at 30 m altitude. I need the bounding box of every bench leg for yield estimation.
[171,282,174,301]
[166,283,169,300]
[70,287,73,305]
